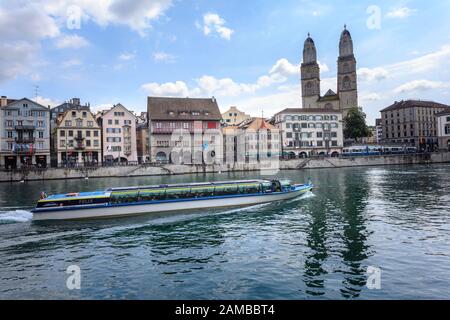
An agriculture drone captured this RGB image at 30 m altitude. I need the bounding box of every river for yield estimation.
[0,164,449,299]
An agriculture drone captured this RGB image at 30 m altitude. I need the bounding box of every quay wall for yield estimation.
[1,152,449,183]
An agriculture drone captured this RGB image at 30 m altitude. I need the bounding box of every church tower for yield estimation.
[301,34,321,109]
[337,25,358,116]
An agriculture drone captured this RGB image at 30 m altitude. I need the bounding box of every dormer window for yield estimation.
[192,112,200,116]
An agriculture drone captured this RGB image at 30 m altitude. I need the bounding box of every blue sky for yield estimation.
[1,0,450,124]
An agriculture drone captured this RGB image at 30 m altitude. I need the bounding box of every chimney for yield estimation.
[72,98,80,106]
[0,96,7,107]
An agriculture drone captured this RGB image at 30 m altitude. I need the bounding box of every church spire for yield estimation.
[303,33,317,64]
[339,25,354,57]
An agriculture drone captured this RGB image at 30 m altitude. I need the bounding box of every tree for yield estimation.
[343,106,371,142]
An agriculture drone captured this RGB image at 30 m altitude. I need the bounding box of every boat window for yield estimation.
[138,189,166,201]
[261,182,272,193]
[238,183,261,194]
[111,191,139,204]
[165,187,190,200]
[190,186,215,198]
[214,184,239,196]
[37,197,109,208]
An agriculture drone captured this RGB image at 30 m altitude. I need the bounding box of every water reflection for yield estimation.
[338,170,371,298]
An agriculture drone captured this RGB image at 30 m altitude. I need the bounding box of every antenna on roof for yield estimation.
[33,85,39,102]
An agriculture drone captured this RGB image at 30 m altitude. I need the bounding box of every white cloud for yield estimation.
[361,92,382,102]
[55,34,89,49]
[153,52,177,63]
[386,7,417,19]
[200,13,234,40]
[62,59,82,68]
[141,81,190,97]
[393,80,449,93]
[36,96,60,108]
[119,52,136,61]
[318,61,329,73]
[358,67,389,81]
[0,41,38,82]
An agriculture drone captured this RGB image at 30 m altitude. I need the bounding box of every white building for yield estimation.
[96,104,138,164]
[273,108,344,158]
[437,110,450,151]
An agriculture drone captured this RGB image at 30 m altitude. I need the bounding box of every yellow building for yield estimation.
[221,106,251,126]
[54,108,102,166]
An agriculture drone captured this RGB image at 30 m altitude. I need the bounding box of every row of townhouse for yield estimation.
[0,96,141,169]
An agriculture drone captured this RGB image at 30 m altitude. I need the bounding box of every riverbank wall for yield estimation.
[1,152,449,182]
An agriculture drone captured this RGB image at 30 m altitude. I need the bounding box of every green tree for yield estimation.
[343,106,371,142]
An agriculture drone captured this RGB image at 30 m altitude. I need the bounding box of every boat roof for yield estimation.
[40,180,275,202]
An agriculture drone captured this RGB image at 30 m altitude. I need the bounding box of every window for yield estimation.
[72,111,76,117]
[76,120,83,127]
[86,140,91,147]
[94,140,99,147]
[115,120,119,125]
[317,141,323,147]
[60,130,65,137]
[86,130,91,137]
[7,131,13,138]
[82,112,87,118]
[38,131,44,139]
[316,132,323,138]
[6,120,13,127]
[94,131,99,137]
[60,140,66,147]
[331,141,338,147]
[65,120,72,127]
[68,130,73,137]
[183,123,189,129]
[108,119,113,125]
[286,132,293,138]
[87,121,93,127]
[331,132,337,138]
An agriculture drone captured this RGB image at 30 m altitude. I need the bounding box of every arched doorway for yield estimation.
[156,152,167,163]
[331,151,340,157]
[299,152,308,159]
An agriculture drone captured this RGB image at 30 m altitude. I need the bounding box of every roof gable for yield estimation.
[147,97,222,121]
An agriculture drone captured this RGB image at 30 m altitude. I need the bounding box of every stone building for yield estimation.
[301,26,358,117]
[147,97,222,164]
[380,100,450,151]
[436,110,450,151]
[54,108,101,166]
[221,106,251,126]
[0,97,51,169]
[273,108,343,158]
[96,104,137,164]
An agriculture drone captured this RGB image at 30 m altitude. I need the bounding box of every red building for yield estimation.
[147,97,222,164]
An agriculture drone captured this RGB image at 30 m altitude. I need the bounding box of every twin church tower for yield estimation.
[301,26,358,117]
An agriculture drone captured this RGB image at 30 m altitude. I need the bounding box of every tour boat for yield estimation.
[31,179,314,221]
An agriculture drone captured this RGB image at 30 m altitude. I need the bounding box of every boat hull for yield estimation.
[32,185,312,221]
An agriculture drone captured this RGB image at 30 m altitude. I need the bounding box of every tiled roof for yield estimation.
[381,100,450,112]
[147,97,222,121]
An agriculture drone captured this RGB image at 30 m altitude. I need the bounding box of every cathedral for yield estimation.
[301,26,358,117]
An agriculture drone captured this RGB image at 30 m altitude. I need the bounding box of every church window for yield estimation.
[343,63,350,73]
[343,76,351,89]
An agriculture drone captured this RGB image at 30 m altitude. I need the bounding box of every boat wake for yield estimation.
[0,210,33,224]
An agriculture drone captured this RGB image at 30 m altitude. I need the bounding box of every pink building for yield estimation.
[97,104,137,164]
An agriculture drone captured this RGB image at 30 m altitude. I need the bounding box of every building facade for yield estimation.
[221,106,251,126]
[437,110,450,151]
[54,108,102,166]
[136,122,150,163]
[97,104,137,164]
[147,97,222,164]
[0,98,51,169]
[273,108,344,158]
[223,118,281,163]
[380,100,450,151]
[301,26,358,117]
[375,118,383,144]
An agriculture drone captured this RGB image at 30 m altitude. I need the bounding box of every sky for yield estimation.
[1,0,450,125]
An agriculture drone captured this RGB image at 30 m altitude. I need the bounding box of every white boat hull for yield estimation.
[32,187,311,221]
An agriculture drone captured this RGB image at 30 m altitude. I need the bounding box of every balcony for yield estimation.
[15,137,36,144]
[15,125,36,131]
